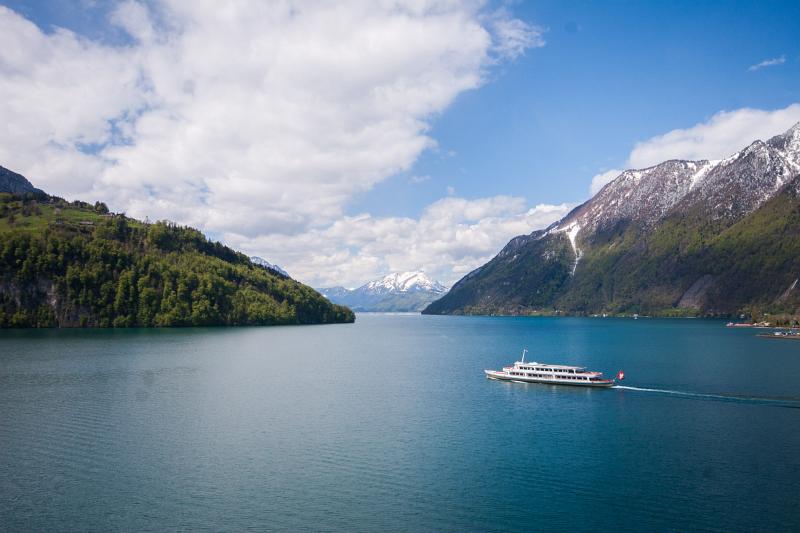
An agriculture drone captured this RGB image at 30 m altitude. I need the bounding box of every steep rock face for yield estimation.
[0,166,44,195]
[425,123,800,316]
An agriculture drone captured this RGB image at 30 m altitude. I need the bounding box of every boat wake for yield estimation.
[613,385,800,408]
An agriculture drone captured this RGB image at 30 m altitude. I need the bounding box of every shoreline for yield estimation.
[756,333,800,340]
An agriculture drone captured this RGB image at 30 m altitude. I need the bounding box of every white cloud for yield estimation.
[748,55,786,72]
[587,103,800,195]
[0,1,547,286]
[227,198,572,287]
[590,169,622,195]
[627,104,800,168]
[486,8,545,60]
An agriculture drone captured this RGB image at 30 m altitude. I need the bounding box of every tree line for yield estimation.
[0,194,353,327]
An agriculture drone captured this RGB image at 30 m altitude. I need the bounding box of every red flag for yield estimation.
[616,370,625,380]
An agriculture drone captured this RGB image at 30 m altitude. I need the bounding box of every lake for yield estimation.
[1,314,799,531]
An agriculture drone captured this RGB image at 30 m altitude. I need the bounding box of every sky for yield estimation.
[1,0,799,288]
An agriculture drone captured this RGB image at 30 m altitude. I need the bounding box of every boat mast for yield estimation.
[521,348,527,363]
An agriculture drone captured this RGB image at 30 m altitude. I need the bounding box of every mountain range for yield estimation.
[425,123,800,318]
[319,272,448,312]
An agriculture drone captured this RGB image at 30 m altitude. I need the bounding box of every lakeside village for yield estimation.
[728,315,800,340]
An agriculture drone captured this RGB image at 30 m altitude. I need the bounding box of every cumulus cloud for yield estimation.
[589,169,622,195]
[226,198,572,287]
[0,1,547,287]
[587,103,800,195]
[627,103,800,168]
[748,55,786,72]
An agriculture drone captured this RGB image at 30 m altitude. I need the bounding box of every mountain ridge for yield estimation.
[250,256,290,278]
[425,123,800,319]
[0,166,45,195]
[320,271,448,312]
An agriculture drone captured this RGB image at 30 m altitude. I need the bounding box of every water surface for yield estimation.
[1,315,799,531]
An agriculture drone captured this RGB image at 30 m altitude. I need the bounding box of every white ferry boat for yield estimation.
[485,350,621,388]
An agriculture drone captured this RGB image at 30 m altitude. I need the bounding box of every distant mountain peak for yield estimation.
[318,271,448,312]
[785,121,800,135]
[250,256,290,278]
[364,271,447,294]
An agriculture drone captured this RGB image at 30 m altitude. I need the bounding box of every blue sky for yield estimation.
[352,0,800,216]
[1,1,798,287]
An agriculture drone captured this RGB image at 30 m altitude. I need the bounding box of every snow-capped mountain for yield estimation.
[319,271,448,312]
[527,122,800,277]
[250,256,290,278]
[556,121,800,235]
[364,271,448,294]
[426,123,800,316]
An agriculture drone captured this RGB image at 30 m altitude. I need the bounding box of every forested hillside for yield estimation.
[0,191,354,328]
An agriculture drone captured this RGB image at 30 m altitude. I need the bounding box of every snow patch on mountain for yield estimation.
[688,159,721,190]
[555,122,800,237]
[250,256,290,277]
[552,221,582,275]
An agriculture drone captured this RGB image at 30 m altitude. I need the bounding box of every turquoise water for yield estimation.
[1,315,799,531]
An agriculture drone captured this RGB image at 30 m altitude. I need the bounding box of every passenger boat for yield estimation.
[485,349,621,388]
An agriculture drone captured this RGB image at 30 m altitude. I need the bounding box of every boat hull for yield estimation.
[484,369,614,388]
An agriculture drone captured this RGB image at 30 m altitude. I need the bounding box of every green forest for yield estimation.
[0,192,354,328]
